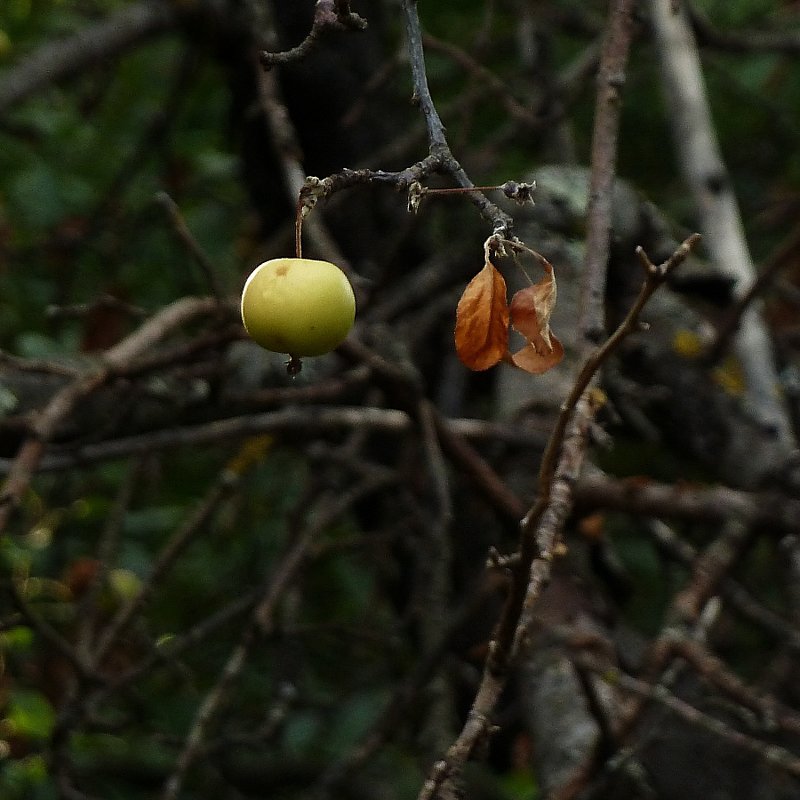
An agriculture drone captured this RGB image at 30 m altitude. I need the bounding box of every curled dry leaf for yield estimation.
[507,257,564,374]
[506,336,564,374]
[454,260,510,371]
[455,248,563,375]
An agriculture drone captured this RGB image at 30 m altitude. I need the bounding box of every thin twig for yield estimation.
[537,235,701,505]
[155,192,225,301]
[259,0,367,68]
[579,654,800,779]
[417,232,701,799]
[160,474,391,800]
[579,0,638,346]
[400,0,513,236]
[91,464,240,666]
[574,469,800,534]
[689,4,800,55]
[707,218,800,363]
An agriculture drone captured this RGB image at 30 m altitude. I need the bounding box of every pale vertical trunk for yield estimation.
[647,0,793,443]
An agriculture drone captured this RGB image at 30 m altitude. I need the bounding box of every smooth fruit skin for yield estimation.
[241,258,356,357]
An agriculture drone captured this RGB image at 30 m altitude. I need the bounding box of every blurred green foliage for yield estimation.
[1,0,799,798]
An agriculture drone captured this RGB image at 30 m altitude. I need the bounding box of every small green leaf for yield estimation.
[7,689,56,740]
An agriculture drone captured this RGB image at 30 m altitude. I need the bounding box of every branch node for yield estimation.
[500,180,536,205]
[635,244,657,275]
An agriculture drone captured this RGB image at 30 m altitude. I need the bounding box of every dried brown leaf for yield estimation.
[507,258,563,374]
[455,261,510,371]
[506,334,564,374]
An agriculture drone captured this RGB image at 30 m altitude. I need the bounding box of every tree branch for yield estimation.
[0,297,225,533]
[579,0,638,346]
[399,0,513,236]
[259,0,367,68]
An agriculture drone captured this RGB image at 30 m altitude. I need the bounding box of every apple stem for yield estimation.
[294,197,303,259]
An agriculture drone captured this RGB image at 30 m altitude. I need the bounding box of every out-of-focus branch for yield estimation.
[574,468,800,533]
[611,517,753,764]
[0,406,544,477]
[688,4,800,55]
[248,0,353,274]
[578,653,800,779]
[0,2,174,114]
[0,296,224,533]
[708,218,800,363]
[159,470,392,800]
[414,4,646,793]
[647,0,794,444]
[579,0,638,347]
[422,33,541,131]
[418,233,698,799]
[91,455,249,666]
[156,192,226,301]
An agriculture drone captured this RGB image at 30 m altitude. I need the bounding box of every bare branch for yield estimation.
[579,0,638,346]
[259,0,367,68]
[0,297,225,532]
[708,218,800,363]
[689,4,800,55]
[579,654,800,779]
[417,224,699,797]
[155,192,226,301]
[574,469,800,534]
[160,473,391,800]
[399,0,513,237]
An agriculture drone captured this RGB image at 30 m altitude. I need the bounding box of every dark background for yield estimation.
[1,1,800,798]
